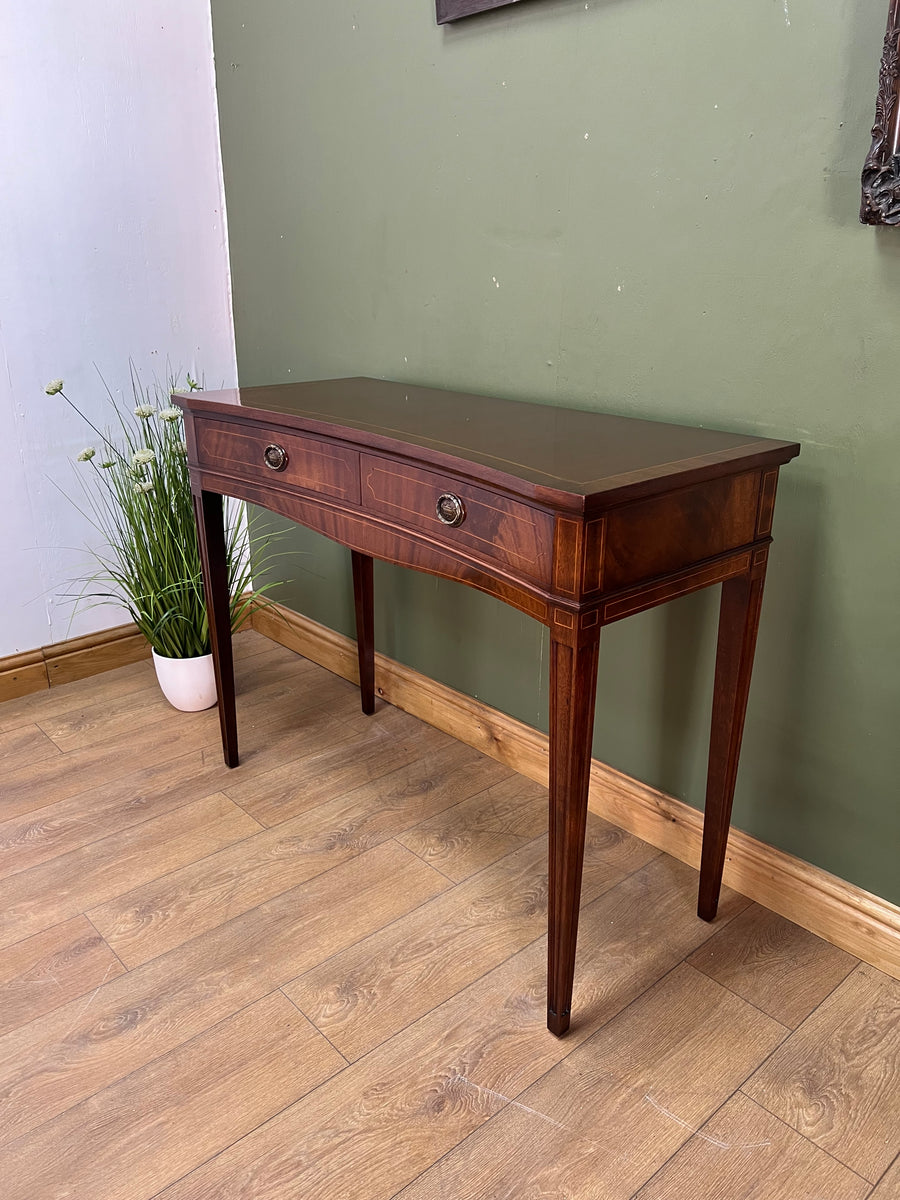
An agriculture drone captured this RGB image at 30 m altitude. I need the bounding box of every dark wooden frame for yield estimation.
[861,0,900,224]
[436,0,525,24]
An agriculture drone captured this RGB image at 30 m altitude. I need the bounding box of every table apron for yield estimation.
[192,467,770,635]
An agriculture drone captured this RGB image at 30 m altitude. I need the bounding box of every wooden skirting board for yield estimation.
[252,599,900,982]
[0,623,151,702]
[0,596,262,703]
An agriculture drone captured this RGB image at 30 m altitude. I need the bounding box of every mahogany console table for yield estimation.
[176,377,800,1036]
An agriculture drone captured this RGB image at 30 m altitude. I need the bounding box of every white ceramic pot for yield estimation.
[151,650,218,712]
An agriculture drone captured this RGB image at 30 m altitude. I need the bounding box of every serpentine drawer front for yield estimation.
[360,454,555,587]
[176,375,800,1037]
[194,417,360,504]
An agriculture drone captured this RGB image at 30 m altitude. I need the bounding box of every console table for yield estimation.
[175,377,800,1036]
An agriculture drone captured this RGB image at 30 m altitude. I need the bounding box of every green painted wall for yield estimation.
[211,0,899,903]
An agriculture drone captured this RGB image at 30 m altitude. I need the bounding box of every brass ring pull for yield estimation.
[263,443,288,471]
[436,493,466,527]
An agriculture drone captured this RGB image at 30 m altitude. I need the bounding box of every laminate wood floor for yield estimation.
[0,630,896,1199]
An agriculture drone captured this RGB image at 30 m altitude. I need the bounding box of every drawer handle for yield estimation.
[436,493,466,527]
[263,443,289,472]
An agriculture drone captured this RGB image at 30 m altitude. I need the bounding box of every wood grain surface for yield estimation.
[89,741,505,968]
[396,772,575,882]
[360,452,555,584]
[0,725,60,767]
[744,963,900,1181]
[632,1092,871,1200]
[688,902,857,1027]
[0,990,344,1200]
[0,657,154,733]
[0,916,125,1038]
[285,817,657,1062]
[0,840,445,1145]
[396,964,786,1200]
[869,1154,900,1198]
[0,793,261,950]
[0,629,889,1200]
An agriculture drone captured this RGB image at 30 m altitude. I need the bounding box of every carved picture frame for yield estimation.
[861,0,900,224]
[436,0,525,23]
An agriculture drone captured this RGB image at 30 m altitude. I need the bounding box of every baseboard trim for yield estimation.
[0,650,49,702]
[252,599,900,981]
[0,623,151,702]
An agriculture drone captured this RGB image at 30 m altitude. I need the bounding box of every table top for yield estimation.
[176,377,800,507]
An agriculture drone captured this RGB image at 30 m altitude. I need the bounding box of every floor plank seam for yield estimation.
[287,920,556,1070]
[1,737,220,826]
[278,986,350,1066]
[213,723,399,822]
[287,947,538,1066]
[733,1087,881,1189]
[565,957,690,1058]
[1,985,308,1156]
[793,955,864,1021]
[683,965,794,1037]
[216,727,501,838]
[273,832,552,1019]
[32,690,174,755]
[77,832,442,979]
[33,701,195,757]
[381,1100,520,1200]
[138,1028,355,1200]
[870,1150,900,1192]
[389,835,464,884]
[731,958,869,1126]
[83,913,128,974]
[0,913,83,957]
[623,1084,743,1200]
[0,783,234,885]
[294,850,755,1070]
[83,801,461,972]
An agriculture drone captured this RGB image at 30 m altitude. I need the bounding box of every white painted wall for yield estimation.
[0,1,236,656]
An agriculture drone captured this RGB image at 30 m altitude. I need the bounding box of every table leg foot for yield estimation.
[547,1007,571,1037]
[698,558,768,920]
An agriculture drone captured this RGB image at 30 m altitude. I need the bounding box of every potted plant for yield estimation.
[45,370,272,711]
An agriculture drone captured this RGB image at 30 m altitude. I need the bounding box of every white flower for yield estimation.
[100,460,115,469]
[157,406,182,422]
[44,379,64,395]
[134,480,154,494]
[76,447,96,462]
[134,404,155,419]
[131,448,156,467]
[178,439,188,454]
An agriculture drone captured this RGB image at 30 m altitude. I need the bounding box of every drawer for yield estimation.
[194,419,360,504]
[361,454,553,585]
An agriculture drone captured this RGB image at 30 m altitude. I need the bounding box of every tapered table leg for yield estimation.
[547,624,601,1036]
[194,489,238,768]
[698,554,768,920]
[351,550,375,715]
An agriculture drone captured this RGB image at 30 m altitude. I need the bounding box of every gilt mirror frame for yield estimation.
[861,0,900,224]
